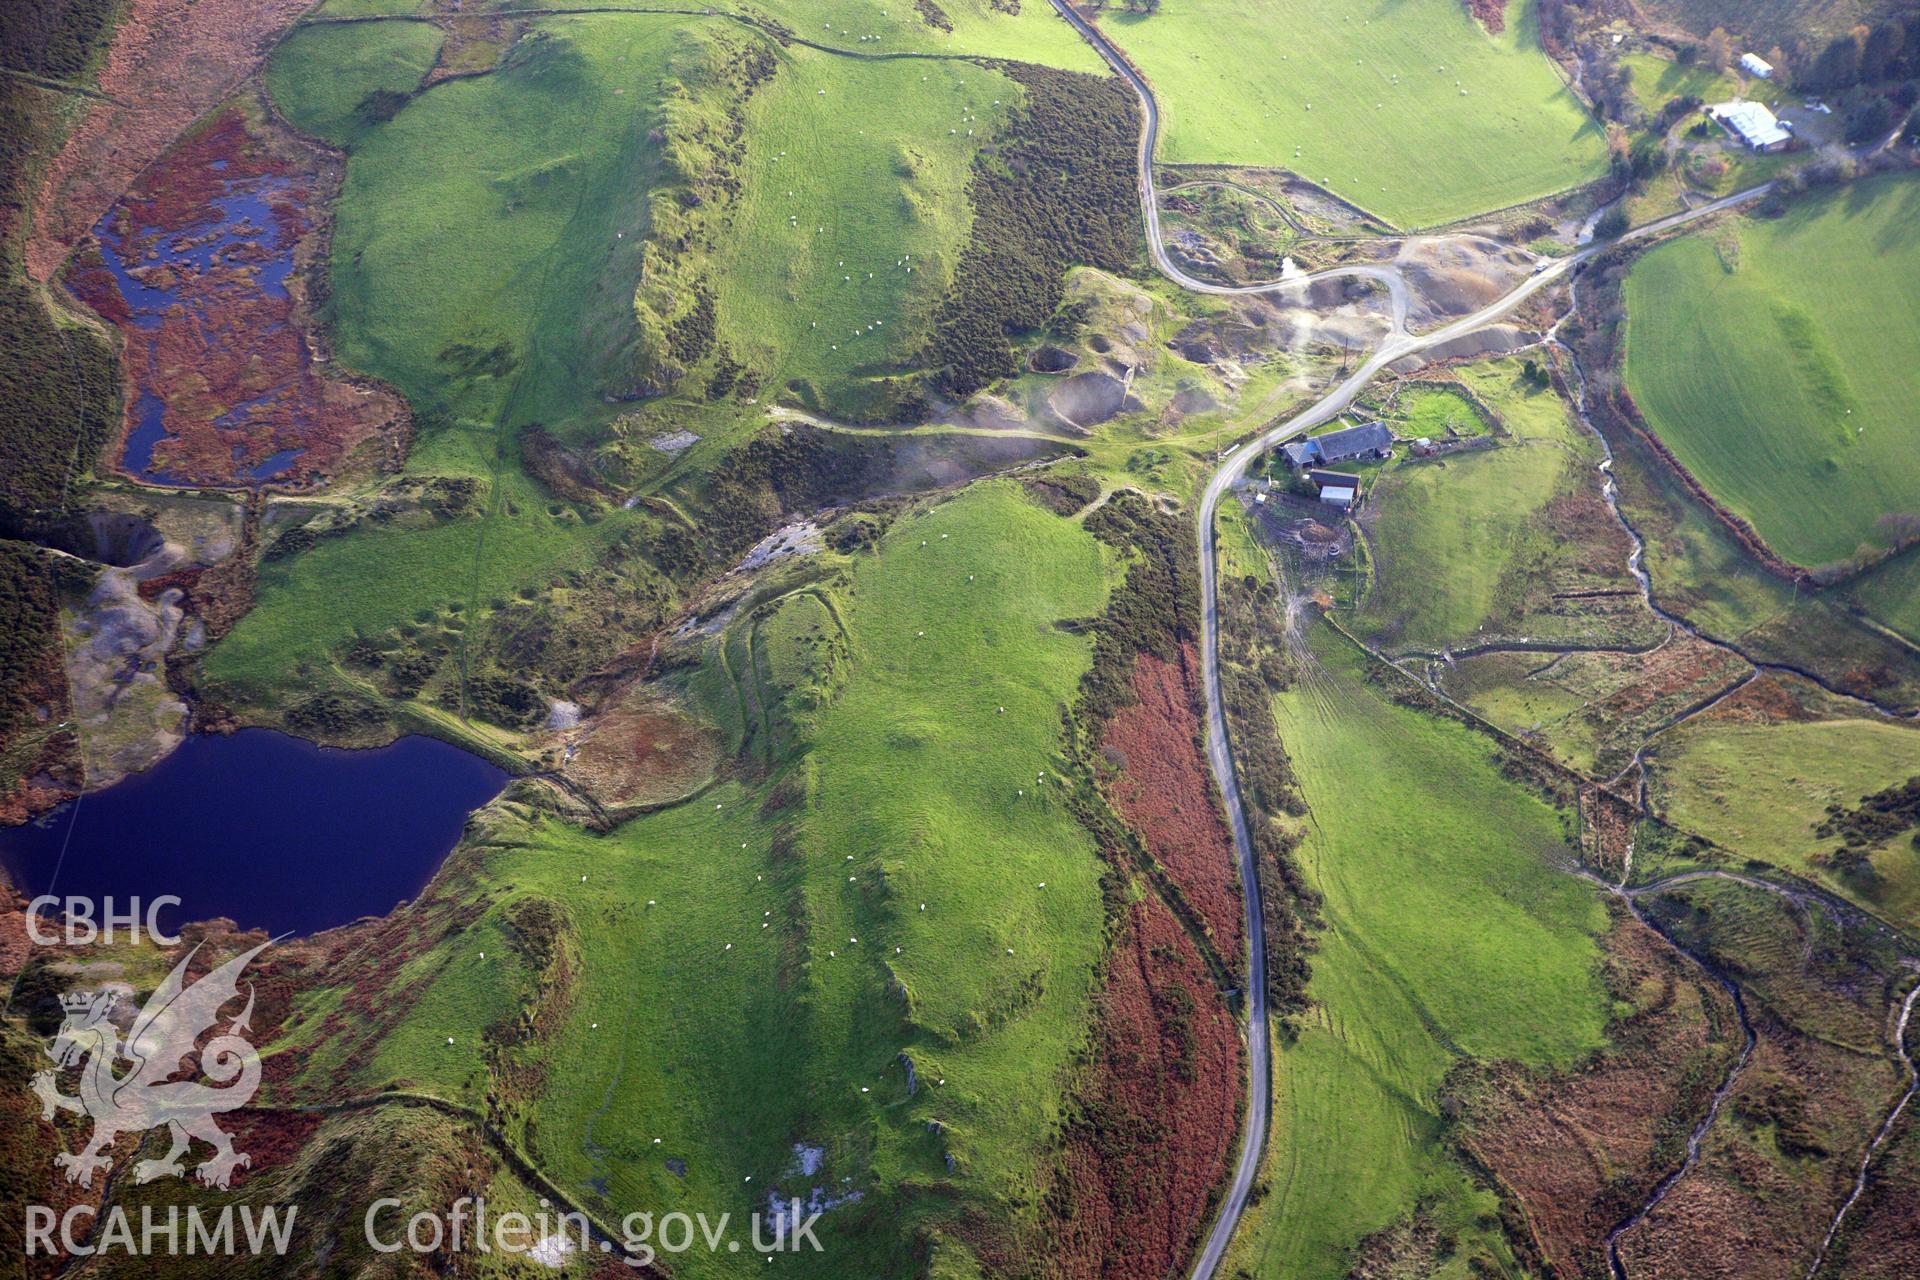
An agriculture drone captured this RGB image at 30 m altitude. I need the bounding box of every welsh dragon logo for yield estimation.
[31,940,269,1190]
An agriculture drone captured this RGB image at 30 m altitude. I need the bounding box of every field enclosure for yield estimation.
[1094,0,1609,227]
[1649,706,1920,931]
[1623,174,1920,572]
[1352,359,1656,656]
[1233,624,1609,1277]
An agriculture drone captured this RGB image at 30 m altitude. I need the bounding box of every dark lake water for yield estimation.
[0,729,508,938]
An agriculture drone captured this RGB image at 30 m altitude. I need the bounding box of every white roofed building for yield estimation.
[1739,52,1774,79]
[1709,100,1792,152]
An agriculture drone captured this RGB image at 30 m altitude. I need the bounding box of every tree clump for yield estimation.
[923,64,1141,400]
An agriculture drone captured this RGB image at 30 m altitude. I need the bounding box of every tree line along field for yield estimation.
[1622,173,1920,573]
[1230,622,1609,1278]
[1095,0,1610,228]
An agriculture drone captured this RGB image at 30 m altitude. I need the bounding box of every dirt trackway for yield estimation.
[1044,2,1772,1275]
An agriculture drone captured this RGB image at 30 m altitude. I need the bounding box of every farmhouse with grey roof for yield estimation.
[1280,421,1393,469]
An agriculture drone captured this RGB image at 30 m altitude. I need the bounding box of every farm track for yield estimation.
[1045,2,1775,1276]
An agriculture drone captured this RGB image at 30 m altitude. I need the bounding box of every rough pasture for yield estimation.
[1102,646,1245,964]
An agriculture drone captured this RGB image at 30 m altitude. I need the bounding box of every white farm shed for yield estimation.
[1738,52,1774,79]
[1709,101,1791,152]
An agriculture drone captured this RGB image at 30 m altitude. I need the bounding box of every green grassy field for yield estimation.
[1395,385,1489,440]
[286,10,1027,428]
[792,482,1113,1225]
[1650,715,1920,930]
[1618,52,1736,117]
[1623,173,1920,570]
[270,481,1116,1277]
[204,486,639,701]
[1231,623,1608,1277]
[278,779,836,1278]
[1095,0,1609,227]
[757,0,1105,70]
[233,13,1011,705]
[1439,649,1609,767]
[265,21,444,148]
[275,14,689,434]
[1850,546,1920,641]
[1453,358,1587,442]
[408,0,1110,70]
[1355,440,1566,648]
[1352,359,1656,653]
[711,51,1010,414]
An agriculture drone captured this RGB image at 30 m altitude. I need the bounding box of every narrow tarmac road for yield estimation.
[1045,3,1770,1275]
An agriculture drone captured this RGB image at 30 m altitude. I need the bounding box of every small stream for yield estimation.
[1599,895,1758,1279]
[1548,291,1920,1275]
[1546,282,1915,823]
[1803,978,1920,1278]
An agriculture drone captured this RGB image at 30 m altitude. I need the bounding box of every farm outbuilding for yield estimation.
[1738,53,1773,79]
[1306,469,1360,510]
[1280,420,1393,469]
[1709,100,1791,152]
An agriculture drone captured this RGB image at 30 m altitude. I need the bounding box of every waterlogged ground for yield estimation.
[66,110,404,488]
